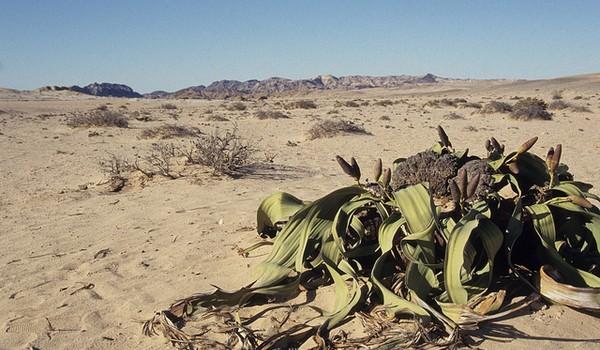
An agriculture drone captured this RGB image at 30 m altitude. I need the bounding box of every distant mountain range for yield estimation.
[37,73,443,99]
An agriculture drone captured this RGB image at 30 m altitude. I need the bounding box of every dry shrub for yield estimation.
[99,153,130,179]
[570,105,592,113]
[254,110,289,120]
[480,101,513,114]
[184,126,256,175]
[98,153,131,192]
[140,124,202,139]
[226,102,247,111]
[161,103,178,110]
[461,102,482,109]
[547,100,570,110]
[424,98,467,108]
[510,98,552,120]
[285,100,317,110]
[67,110,129,128]
[444,112,464,120]
[373,99,394,107]
[334,100,360,108]
[551,90,564,100]
[379,115,391,121]
[307,119,370,140]
[140,143,178,178]
[206,115,230,122]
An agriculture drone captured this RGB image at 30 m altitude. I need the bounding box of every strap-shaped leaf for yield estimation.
[256,191,306,236]
[371,251,430,318]
[444,202,501,305]
[253,186,365,287]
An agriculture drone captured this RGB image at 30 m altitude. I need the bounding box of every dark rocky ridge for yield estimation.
[39,83,142,98]
[146,73,442,99]
[70,83,142,98]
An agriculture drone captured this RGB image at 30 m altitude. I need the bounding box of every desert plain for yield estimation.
[2,74,600,349]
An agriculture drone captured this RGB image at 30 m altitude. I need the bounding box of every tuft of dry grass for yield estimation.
[254,110,289,120]
[480,101,513,114]
[307,119,370,140]
[140,124,202,139]
[510,98,552,120]
[67,110,129,128]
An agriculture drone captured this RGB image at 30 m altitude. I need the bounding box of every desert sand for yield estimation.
[2,74,600,349]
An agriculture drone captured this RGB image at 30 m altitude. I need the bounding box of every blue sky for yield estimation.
[1,1,599,93]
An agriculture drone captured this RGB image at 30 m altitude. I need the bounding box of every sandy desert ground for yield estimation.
[2,74,600,349]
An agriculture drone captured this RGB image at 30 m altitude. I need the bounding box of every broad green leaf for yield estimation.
[257,192,306,236]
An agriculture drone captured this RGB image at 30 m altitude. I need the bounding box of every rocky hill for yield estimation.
[38,83,142,98]
[146,73,442,99]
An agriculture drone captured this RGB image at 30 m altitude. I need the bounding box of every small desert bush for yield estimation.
[183,126,256,175]
[570,105,592,113]
[307,119,370,140]
[254,110,289,120]
[551,90,564,100]
[67,110,129,128]
[161,103,178,110]
[373,99,394,107]
[444,112,464,120]
[547,100,570,111]
[140,124,202,139]
[334,100,360,108]
[510,98,552,120]
[226,102,247,111]
[130,143,179,179]
[379,115,391,121]
[461,102,482,109]
[480,101,513,114]
[285,100,317,110]
[424,98,467,108]
[206,115,230,122]
[99,153,130,179]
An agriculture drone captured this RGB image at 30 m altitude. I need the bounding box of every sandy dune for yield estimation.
[1,75,600,349]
